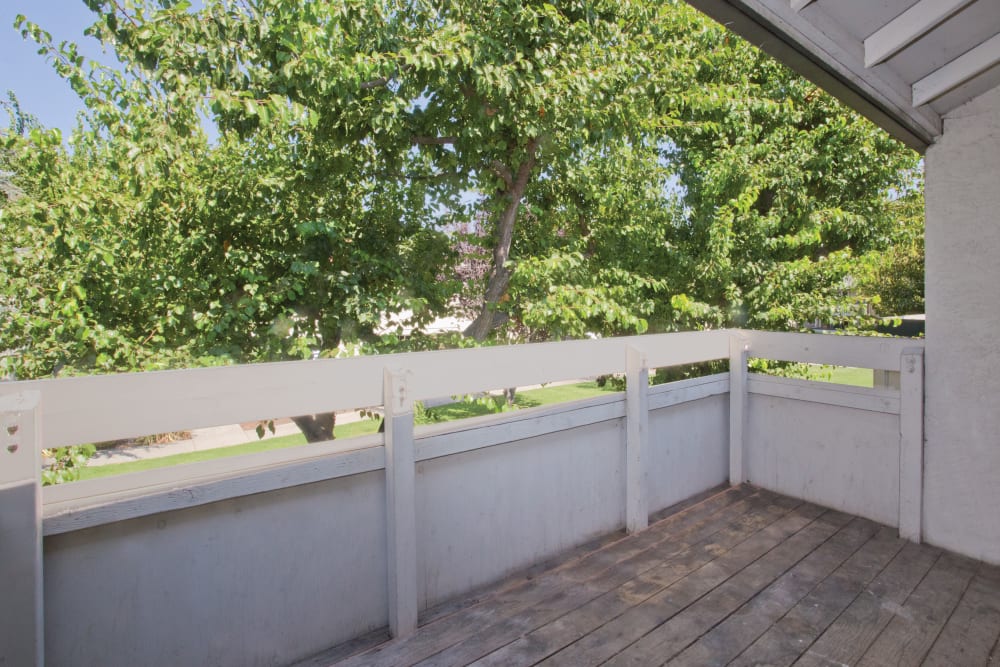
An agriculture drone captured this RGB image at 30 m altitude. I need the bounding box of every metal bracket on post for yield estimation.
[729,334,749,486]
[625,346,649,534]
[898,348,924,543]
[382,369,418,638]
[0,390,43,667]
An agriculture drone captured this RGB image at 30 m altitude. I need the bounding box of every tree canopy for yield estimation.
[3,0,923,395]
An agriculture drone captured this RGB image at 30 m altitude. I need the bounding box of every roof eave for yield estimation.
[685,0,937,153]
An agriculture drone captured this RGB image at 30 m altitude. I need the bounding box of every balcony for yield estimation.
[4,329,997,666]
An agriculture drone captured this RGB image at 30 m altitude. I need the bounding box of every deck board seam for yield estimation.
[716,519,887,667]
[548,498,816,666]
[854,549,945,664]
[332,486,768,667]
[596,506,834,665]
[918,560,984,666]
[411,490,794,666]
[490,496,813,666]
[656,516,878,666]
[744,527,906,667]
[416,487,760,631]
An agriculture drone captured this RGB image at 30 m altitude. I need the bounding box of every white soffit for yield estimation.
[685,0,1000,152]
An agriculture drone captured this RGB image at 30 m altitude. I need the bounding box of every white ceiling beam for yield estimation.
[912,32,1000,106]
[790,0,817,11]
[865,0,978,67]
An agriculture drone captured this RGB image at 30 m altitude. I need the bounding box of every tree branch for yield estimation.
[490,160,514,190]
[465,138,540,340]
[411,136,458,146]
[360,77,390,90]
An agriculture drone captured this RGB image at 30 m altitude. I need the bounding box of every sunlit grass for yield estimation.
[79,381,617,480]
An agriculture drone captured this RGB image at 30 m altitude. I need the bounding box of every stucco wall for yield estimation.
[925,83,1000,563]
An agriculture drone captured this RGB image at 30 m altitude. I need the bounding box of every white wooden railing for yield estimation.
[0,329,923,667]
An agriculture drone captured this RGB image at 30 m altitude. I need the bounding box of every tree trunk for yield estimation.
[291,412,337,443]
[464,139,538,341]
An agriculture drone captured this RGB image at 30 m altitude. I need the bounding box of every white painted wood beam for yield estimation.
[865,0,977,67]
[790,0,817,12]
[383,369,418,638]
[742,330,923,371]
[0,391,44,667]
[625,346,649,534]
[898,348,924,542]
[4,330,730,449]
[913,33,1000,106]
[729,335,748,486]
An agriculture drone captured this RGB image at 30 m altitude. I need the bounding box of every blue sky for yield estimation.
[1,1,115,135]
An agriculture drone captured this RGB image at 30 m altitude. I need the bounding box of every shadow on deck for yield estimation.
[299,485,1000,667]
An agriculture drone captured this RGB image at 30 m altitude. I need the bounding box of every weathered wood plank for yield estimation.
[729,525,905,667]
[792,541,941,667]
[292,628,392,667]
[336,486,762,667]
[856,552,979,666]
[666,518,881,667]
[538,503,829,667]
[921,564,1000,667]
[600,510,853,666]
[322,490,996,667]
[450,492,806,666]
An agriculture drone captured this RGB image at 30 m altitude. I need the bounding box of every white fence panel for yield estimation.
[746,387,901,526]
[44,472,389,667]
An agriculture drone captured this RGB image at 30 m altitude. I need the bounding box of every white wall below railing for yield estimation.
[746,374,902,527]
[0,329,927,667]
[41,377,731,667]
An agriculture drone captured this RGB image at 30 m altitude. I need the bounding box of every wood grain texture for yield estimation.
[335,486,764,667]
[666,517,881,667]
[793,541,942,667]
[923,564,1000,667]
[857,552,979,666]
[307,487,1000,667]
[730,525,905,667]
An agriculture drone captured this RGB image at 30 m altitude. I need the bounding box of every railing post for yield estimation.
[625,346,649,534]
[729,333,748,486]
[898,348,924,542]
[0,390,43,667]
[383,369,418,638]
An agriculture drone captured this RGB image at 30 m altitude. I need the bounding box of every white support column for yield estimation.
[625,346,649,534]
[0,390,43,667]
[898,348,925,542]
[729,334,748,486]
[382,369,418,638]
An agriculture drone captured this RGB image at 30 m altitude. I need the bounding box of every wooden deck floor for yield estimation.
[302,485,1000,667]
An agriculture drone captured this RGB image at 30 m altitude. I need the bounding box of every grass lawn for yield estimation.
[76,368,876,481]
[78,381,617,480]
[801,365,873,387]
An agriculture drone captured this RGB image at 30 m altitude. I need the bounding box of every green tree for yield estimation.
[660,15,922,331]
[73,0,687,340]
[488,4,922,340]
[857,188,925,317]
[3,15,454,439]
[3,0,924,409]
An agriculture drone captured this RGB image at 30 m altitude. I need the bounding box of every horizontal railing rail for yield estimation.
[0,328,927,666]
[4,330,731,449]
[741,330,923,369]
